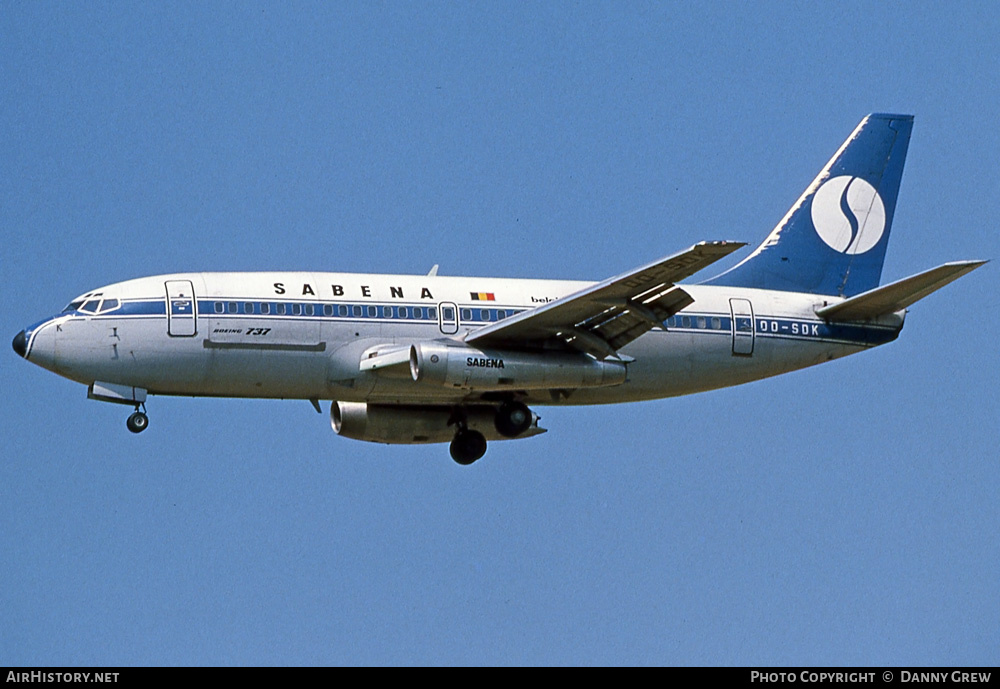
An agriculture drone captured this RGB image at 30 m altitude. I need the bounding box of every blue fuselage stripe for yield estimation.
[63,297,899,348]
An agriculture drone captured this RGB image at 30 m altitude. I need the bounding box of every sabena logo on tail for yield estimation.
[705,114,913,296]
[810,175,886,255]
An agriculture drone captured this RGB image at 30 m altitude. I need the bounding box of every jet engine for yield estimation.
[331,401,544,445]
[408,342,625,391]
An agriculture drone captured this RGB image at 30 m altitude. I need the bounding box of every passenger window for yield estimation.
[443,307,454,320]
[428,307,436,319]
[260,303,270,314]
[367,306,377,318]
[681,316,690,328]
[291,303,301,316]
[338,305,348,317]
[323,304,333,316]
[697,316,706,329]
[711,317,721,330]
[244,302,254,314]
[228,302,237,313]
[304,304,313,316]
[275,303,286,315]
[461,309,472,321]
[214,302,224,314]
[353,305,362,317]
[382,306,392,319]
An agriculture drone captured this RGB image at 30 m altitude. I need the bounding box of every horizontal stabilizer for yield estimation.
[816,260,987,321]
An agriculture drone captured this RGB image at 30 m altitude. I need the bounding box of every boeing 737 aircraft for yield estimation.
[12,114,986,464]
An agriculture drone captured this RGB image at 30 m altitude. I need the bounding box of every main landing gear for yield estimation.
[450,428,487,465]
[448,401,535,465]
[126,404,148,434]
[494,401,532,438]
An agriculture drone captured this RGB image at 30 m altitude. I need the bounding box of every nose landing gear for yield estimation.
[126,404,149,433]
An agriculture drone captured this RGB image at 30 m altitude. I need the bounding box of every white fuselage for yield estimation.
[20,271,903,407]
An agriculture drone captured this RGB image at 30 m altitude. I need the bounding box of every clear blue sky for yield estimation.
[3,2,998,665]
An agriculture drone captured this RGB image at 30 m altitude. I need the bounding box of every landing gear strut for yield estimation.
[448,407,487,465]
[447,401,536,464]
[126,404,148,434]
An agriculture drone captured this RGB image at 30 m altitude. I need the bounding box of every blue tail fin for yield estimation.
[705,114,913,297]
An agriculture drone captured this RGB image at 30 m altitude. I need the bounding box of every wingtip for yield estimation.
[697,240,747,250]
[944,259,989,270]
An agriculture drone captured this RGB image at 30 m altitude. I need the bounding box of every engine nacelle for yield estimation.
[408,343,626,391]
[331,401,544,445]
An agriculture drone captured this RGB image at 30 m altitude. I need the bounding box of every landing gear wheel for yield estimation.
[495,401,532,438]
[127,411,149,434]
[450,429,487,465]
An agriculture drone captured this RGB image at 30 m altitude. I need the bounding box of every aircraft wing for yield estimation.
[465,241,745,358]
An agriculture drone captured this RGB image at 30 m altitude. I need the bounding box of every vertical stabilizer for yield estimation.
[705,114,913,296]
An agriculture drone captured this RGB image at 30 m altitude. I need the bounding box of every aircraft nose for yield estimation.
[12,330,27,358]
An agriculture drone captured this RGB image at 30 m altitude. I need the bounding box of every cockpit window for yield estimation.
[79,299,102,314]
[66,292,121,314]
[64,292,98,313]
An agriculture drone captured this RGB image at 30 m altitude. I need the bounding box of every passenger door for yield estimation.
[166,280,197,337]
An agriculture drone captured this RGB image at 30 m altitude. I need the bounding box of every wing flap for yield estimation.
[816,260,987,321]
[580,286,695,351]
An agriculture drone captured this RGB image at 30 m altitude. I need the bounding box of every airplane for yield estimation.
[12,114,986,465]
